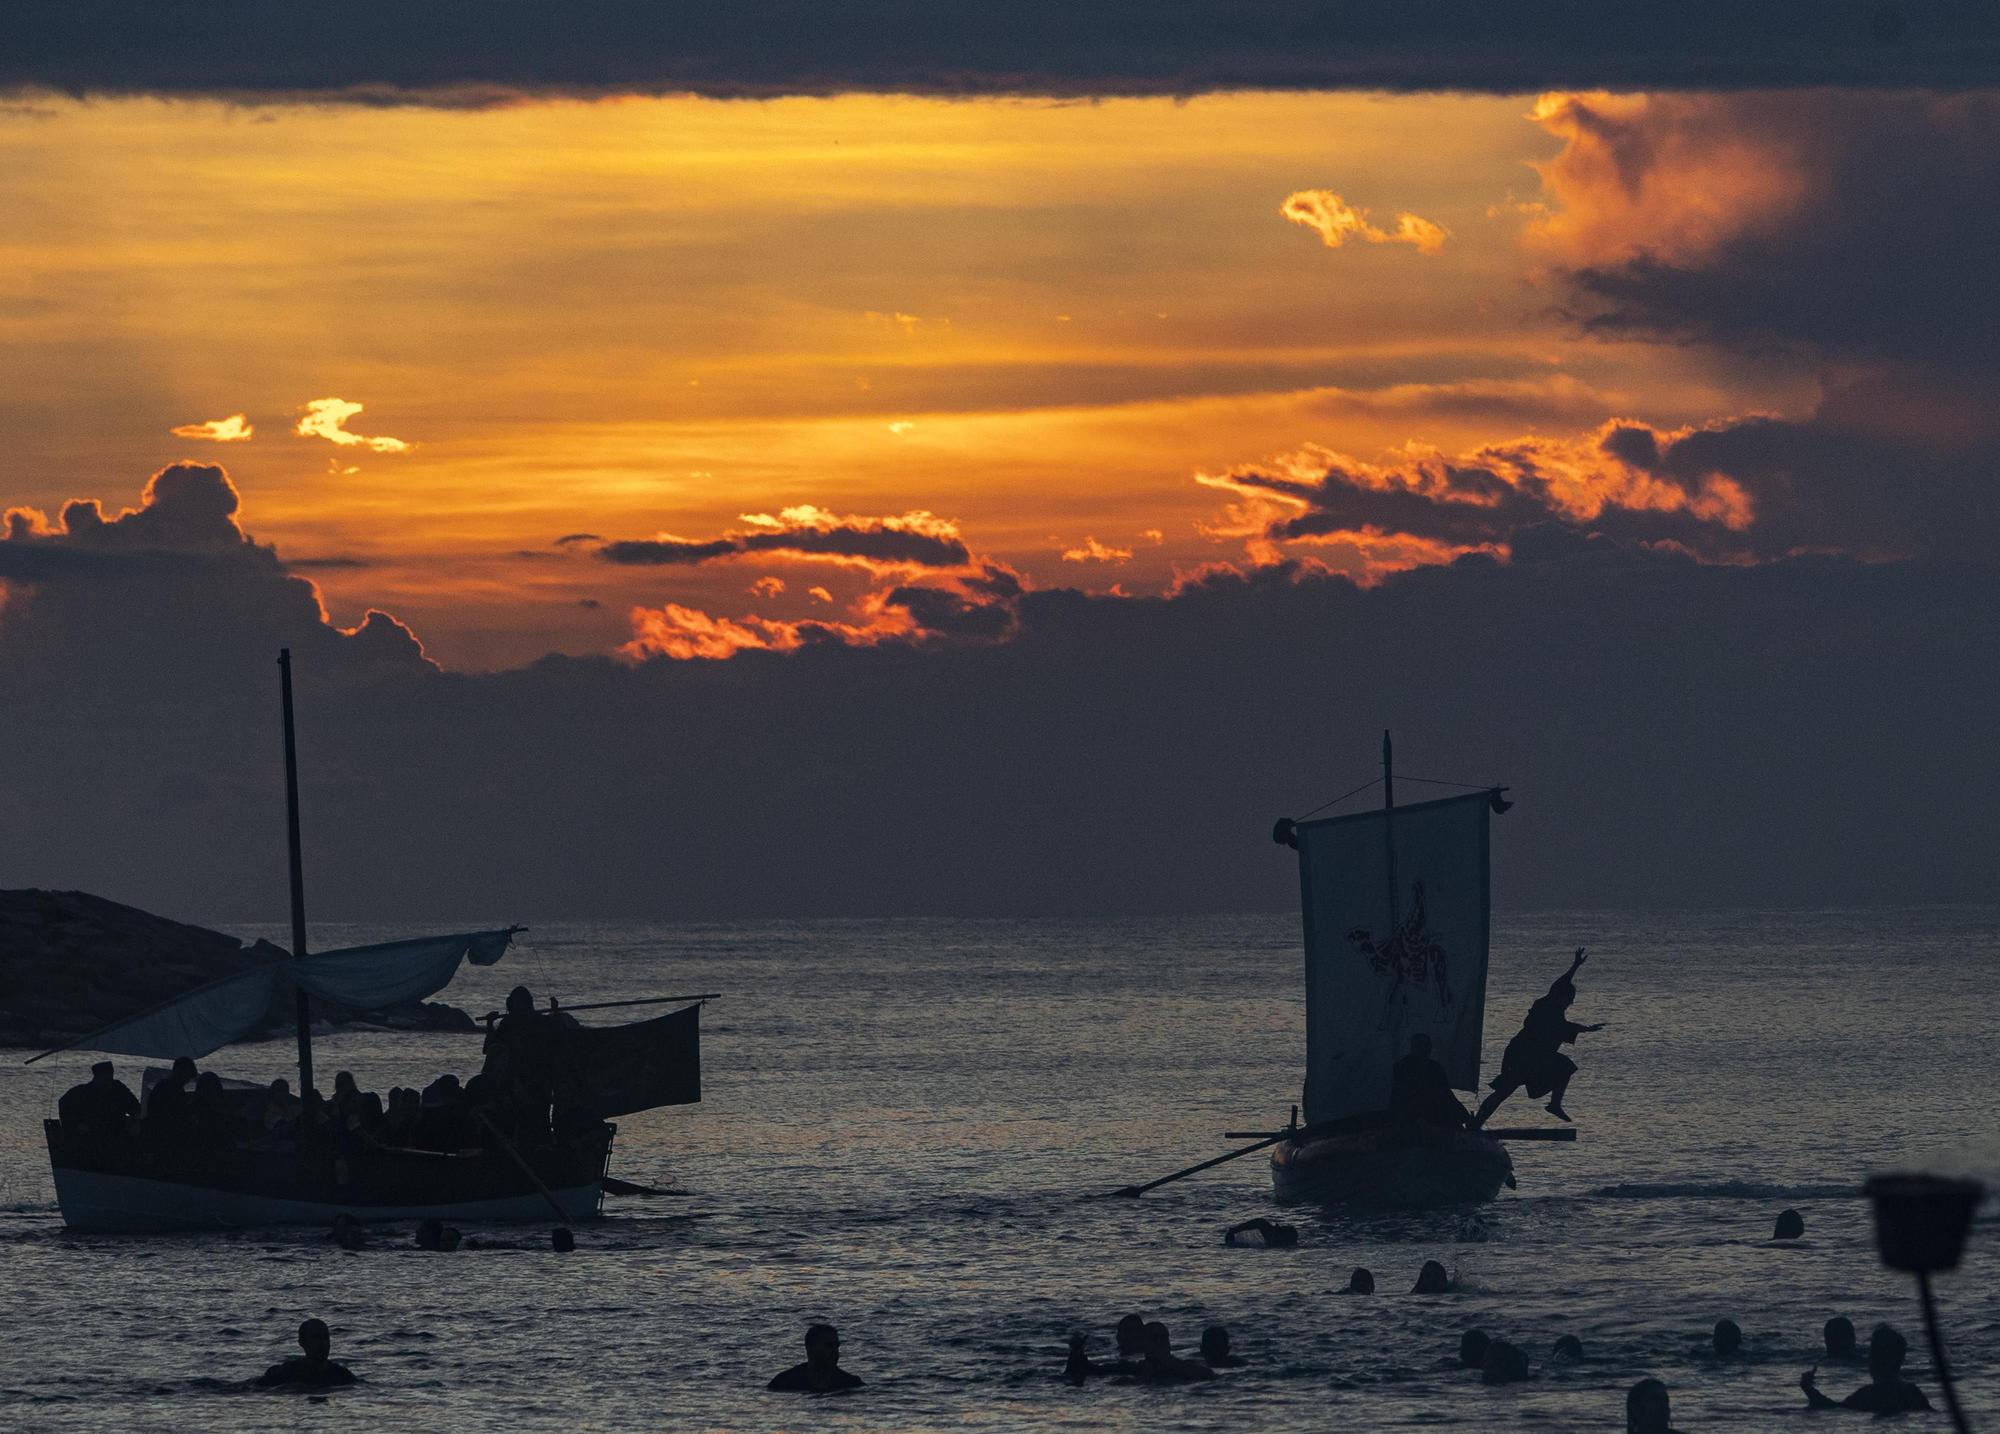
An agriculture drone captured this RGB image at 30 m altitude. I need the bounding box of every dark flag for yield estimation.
[551,1003,701,1118]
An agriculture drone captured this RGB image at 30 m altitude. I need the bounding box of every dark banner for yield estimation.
[552,1003,701,1118]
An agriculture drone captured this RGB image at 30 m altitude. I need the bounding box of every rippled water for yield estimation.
[2,906,1997,1431]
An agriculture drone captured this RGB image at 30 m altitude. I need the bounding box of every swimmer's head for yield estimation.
[1868,1324,1908,1379]
[1626,1377,1671,1433]
[806,1323,841,1368]
[1824,1316,1857,1358]
[551,1227,575,1253]
[1458,1328,1490,1367]
[1346,1267,1375,1295]
[439,1226,462,1252]
[1115,1314,1146,1355]
[1552,1334,1584,1362]
[1200,1326,1231,1363]
[1141,1322,1172,1360]
[1774,1208,1805,1241]
[1712,1318,1742,1356]
[1412,1260,1450,1294]
[298,1319,331,1360]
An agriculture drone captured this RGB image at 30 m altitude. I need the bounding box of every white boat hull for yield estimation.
[51,1166,603,1234]
[1271,1125,1514,1207]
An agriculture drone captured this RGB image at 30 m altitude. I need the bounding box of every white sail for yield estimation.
[1296,791,1490,1125]
[48,928,517,1062]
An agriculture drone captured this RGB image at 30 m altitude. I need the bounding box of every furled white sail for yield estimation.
[1295,792,1490,1125]
[49,928,517,1062]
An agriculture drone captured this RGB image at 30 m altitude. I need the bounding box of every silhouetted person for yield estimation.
[1342,1267,1376,1294]
[1064,1333,1094,1385]
[1064,1326,1138,1381]
[1224,1217,1297,1248]
[1136,1322,1214,1383]
[768,1323,864,1392]
[58,1061,139,1139]
[143,1055,199,1142]
[1800,1324,1933,1413]
[329,1214,365,1250]
[439,1226,462,1252]
[257,1318,356,1389]
[258,1078,299,1136]
[551,1227,575,1252]
[1774,1208,1805,1240]
[330,1071,363,1126]
[1823,1316,1860,1362]
[191,1071,238,1142]
[1459,1329,1491,1368]
[1114,1314,1147,1360]
[1474,949,1603,1126]
[414,1218,444,1250]
[1412,1260,1451,1294]
[483,986,556,1141]
[1481,1339,1530,1385]
[1712,1319,1743,1358]
[1391,1033,1470,1127]
[1551,1334,1584,1363]
[1200,1325,1245,1369]
[1627,1377,1678,1433]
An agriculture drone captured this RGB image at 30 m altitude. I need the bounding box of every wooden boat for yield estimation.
[32,649,701,1233]
[1266,733,1550,1207]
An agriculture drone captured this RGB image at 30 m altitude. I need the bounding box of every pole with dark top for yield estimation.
[1382,729,1399,926]
[279,648,314,1096]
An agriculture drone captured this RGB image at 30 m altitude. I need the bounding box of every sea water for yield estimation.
[1,906,1996,1431]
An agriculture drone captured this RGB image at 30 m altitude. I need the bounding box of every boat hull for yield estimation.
[1271,1124,1514,1207]
[45,1119,613,1233]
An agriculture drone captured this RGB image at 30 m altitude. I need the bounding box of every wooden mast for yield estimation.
[1383,729,1399,926]
[278,648,314,1096]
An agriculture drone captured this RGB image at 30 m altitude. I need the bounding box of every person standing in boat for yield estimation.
[1473,949,1604,1127]
[482,985,557,1141]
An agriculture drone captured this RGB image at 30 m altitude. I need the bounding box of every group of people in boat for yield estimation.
[1387,947,1605,1130]
[54,984,587,1155]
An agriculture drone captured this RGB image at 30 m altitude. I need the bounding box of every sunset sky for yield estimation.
[1,5,1994,919]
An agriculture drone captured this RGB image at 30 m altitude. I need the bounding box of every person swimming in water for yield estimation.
[1063,1333,1120,1384]
[1113,1314,1146,1361]
[256,1318,357,1389]
[767,1324,865,1393]
[1473,949,1604,1127]
[1551,1334,1584,1363]
[1341,1267,1376,1295]
[1626,1377,1678,1433]
[1458,1329,1491,1368]
[1223,1217,1298,1248]
[1480,1339,1530,1385]
[1800,1324,1933,1414]
[1411,1260,1451,1294]
[1822,1316,1860,1362]
[1134,1322,1215,1383]
[1199,1326,1245,1369]
[1710,1319,1743,1358]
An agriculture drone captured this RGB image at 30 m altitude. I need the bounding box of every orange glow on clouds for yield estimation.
[170,413,254,442]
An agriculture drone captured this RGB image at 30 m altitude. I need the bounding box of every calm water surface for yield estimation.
[1,906,1996,1431]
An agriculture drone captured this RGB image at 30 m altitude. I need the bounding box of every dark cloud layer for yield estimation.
[0,2,1988,102]
[601,522,969,570]
[2,469,1993,920]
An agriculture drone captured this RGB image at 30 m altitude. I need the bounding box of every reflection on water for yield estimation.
[0,907,1995,1430]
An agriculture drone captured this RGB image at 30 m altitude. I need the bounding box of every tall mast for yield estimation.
[278,648,314,1096]
[1382,729,1399,926]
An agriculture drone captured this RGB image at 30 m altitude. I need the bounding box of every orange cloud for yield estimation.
[750,575,786,597]
[1060,535,1131,564]
[170,413,254,442]
[1281,189,1449,255]
[295,398,410,454]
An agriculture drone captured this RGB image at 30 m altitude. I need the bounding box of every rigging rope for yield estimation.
[1293,772,1504,821]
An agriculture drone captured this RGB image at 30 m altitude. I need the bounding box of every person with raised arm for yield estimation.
[1474,949,1604,1127]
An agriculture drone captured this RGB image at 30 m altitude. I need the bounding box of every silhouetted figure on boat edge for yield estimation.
[1224,1217,1297,1248]
[1411,1260,1451,1294]
[1473,949,1603,1128]
[1390,1033,1471,1128]
[482,985,558,1142]
[57,1061,139,1140]
[1458,1329,1490,1368]
[257,1318,356,1389]
[1200,1326,1245,1369]
[768,1324,864,1392]
[1800,1324,1933,1414]
[1480,1339,1530,1385]
[1133,1322,1214,1383]
[1823,1316,1861,1363]
[142,1056,200,1143]
[1341,1267,1375,1294]
[1710,1319,1743,1358]
[1626,1377,1678,1433]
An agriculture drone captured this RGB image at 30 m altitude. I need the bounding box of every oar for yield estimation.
[474,1109,575,1231]
[1106,1134,1285,1199]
